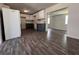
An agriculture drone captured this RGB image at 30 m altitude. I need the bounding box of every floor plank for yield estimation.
[0,29,79,55]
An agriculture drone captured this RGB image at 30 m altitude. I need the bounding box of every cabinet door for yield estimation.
[38,10,45,19]
[37,24,45,32]
[33,14,37,20]
[0,12,2,44]
[35,13,39,20]
[29,15,34,20]
[2,8,21,40]
[26,15,30,20]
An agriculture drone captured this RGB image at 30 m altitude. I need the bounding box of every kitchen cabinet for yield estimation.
[29,15,34,20]
[21,18,26,29]
[21,14,29,19]
[37,23,46,32]
[26,15,30,20]
[33,10,45,19]
[21,14,35,29]
[20,14,27,29]
[38,10,45,19]
[33,14,36,20]
[21,14,34,20]
[33,13,39,20]
[33,10,46,30]
[26,23,34,29]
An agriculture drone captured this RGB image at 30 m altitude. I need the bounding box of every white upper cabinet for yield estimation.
[29,15,34,20]
[21,14,35,20]
[20,14,27,17]
[34,13,39,20]
[33,10,45,20]
[26,15,30,20]
[38,10,45,19]
[32,13,37,20]
[20,10,45,21]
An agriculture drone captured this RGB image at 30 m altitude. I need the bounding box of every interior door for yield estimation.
[0,11,2,44]
[2,8,21,40]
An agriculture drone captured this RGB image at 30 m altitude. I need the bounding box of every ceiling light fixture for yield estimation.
[24,10,29,13]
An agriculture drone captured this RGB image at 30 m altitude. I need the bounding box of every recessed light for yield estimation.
[24,10,29,13]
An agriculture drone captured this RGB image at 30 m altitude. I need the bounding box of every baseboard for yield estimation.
[48,27,66,31]
[67,36,79,40]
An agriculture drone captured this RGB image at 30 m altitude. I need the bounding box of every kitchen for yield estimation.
[21,9,46,32]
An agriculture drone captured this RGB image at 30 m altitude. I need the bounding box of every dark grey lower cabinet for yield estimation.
[26,23,34,29]
[37,23,45,32]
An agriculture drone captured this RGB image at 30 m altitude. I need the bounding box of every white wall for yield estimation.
[48,8,68,30]
[49,15,66,30]
[67,4,79,39]
[48,15,55,28]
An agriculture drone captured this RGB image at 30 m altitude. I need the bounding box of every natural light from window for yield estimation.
[48,15,50,24]
[65,15,68,24]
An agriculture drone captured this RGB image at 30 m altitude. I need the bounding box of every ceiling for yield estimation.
[5,3,56,14]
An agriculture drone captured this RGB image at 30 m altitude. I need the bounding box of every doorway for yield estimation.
[47,8,68,31]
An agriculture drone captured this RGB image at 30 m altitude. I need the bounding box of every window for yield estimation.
[65,15,68,24]
[48,15,50,24]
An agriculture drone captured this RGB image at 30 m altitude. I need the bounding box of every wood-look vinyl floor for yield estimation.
[0,29,79,55]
